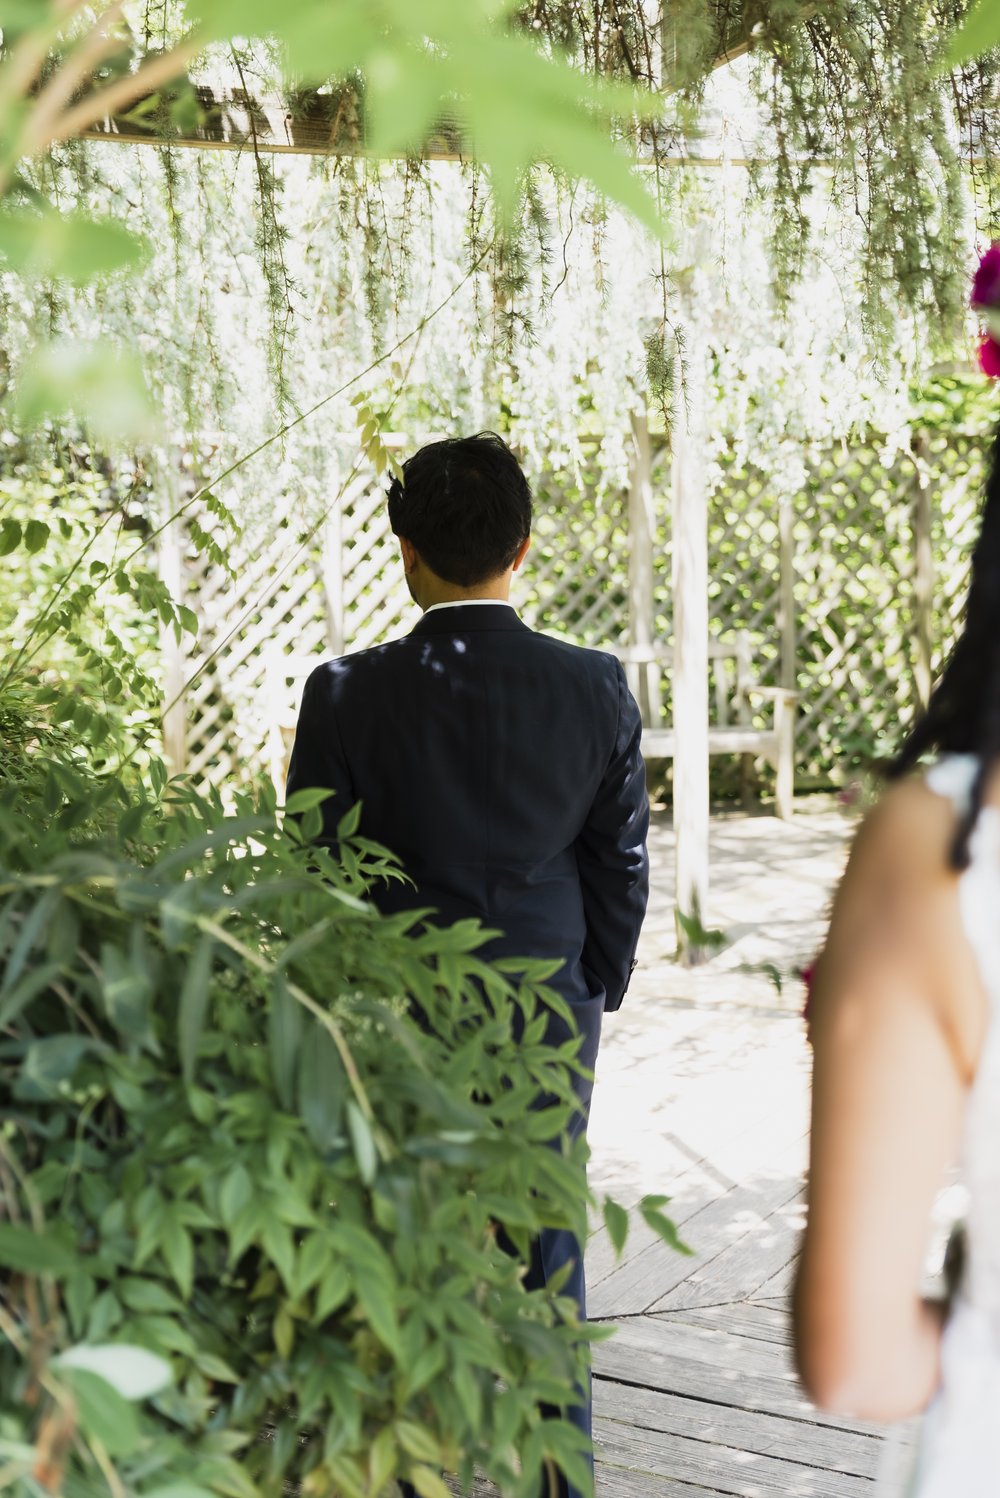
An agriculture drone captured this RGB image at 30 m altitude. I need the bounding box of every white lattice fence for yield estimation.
[160,430,985,795]
[520,477,630,643]
[793,444,923,778]
[164,511,333,787]
[929,432,982,670]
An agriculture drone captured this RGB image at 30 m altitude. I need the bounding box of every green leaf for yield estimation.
[408,1466,451,1498]
[62,1368,140,1457]
[273,1304,294,1359]
[268,972,302,1109]
[337,799,362,839]
[16,1035,105,1099]
[354,1264,401,1356]
[401,1341,446,1398]
[119,1278,183,1315]
[0,1223,78,1275]
[537,1418,594,1497]
[346,1100,378,1186]
[2,885,59,994]
[160,1212,194,1299]
[395,1421,441,1465]
[143,1487,219,1498]
[193,1352,240,1383]
[602,1197,629,1258]
[53,1344,172,1400]
[219,1164,253,1229]
[261,1218,296,1293]
[23,519,50,553]
[15,338,160,444]
[0,518,22,555]
[637,1198,693,1257]
[0,209,150,284]
[0,959,61,1027]
[368,1426,398,1494]
[298,1024,346,1151]
[943,0,1000,67]
[178,934,213,1084]
[294,1229,330,1299]
[283,786,333,815]
[100,939,155,1045]
[0,1,56,33]
[314,1259,353,1320]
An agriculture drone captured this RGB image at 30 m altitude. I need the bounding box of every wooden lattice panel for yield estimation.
[340,482,412,650]
[163,431,987,794]
[172,512,332,788]
[792,445,921,779]
[520,479,631,644]
[929,432,982,672]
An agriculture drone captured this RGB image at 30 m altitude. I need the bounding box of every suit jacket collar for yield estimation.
[410,603,532,636]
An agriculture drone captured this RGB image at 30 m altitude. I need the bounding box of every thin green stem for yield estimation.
[0,501,132,693]
[196,915,379,1130]
[158,267,431,719]
[6,243,491,691]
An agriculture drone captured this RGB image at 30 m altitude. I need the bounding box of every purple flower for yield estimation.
[972,244,1000,308]
[979,336,1000,378]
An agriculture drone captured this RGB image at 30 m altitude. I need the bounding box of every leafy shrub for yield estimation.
[0,457,203,773]
[0,753,614,1498]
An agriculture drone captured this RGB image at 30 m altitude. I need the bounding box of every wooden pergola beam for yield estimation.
[80,82,468,157]
[76,17,767,160]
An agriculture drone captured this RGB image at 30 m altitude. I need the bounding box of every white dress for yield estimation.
[883,755,1000,1496]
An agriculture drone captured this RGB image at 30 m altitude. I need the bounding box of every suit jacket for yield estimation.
[286,604,650,1076]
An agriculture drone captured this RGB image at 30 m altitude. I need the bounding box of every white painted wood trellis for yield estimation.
[158,428,982,954]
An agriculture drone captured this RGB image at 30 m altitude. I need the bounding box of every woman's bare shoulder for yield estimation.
[816,768,986,1076]
[847,771,958,885]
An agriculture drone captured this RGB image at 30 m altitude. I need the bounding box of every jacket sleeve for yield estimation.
[576,658,650,1012]
[284,666,356,846]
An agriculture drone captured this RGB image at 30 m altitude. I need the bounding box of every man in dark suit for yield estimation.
[286,432,649,1497]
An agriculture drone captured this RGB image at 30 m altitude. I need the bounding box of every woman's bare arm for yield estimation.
[794,776,987,1420]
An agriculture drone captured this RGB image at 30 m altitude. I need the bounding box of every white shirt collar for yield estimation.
[422,599,517,616]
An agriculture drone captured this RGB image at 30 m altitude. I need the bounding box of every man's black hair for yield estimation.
[387,431,532,587]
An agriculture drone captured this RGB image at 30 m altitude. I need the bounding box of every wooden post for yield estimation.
[157,469,188,777]
[628,409,660,724]
[672,353,711,964]
[775,496,797,818]
[912,436,934,710]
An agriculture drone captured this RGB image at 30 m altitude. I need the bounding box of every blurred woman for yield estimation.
[795,423,1000,1494]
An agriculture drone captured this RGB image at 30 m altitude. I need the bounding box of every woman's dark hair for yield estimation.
[387,431,532,587]
[890,424,1000,869]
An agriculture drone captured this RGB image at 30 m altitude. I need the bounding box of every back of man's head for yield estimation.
[387,432,532,587]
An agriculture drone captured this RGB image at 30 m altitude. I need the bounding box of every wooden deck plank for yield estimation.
[592,1315,880,1437]
[651,1188,805,1311]
[594,1418,875,1496]
[595,1378,881,1477]
[591,1169,804,1319]
[749,1256,799,1303]
[597,1466,718,1497]
[655,1302,793,1346]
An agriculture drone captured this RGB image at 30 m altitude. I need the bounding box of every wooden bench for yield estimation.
[266,630,797,819]
[618,631,797,819]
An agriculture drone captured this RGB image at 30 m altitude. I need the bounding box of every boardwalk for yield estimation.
[584,802,899,1496]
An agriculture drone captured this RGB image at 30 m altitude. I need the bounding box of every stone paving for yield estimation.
[589,797,855,1210]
